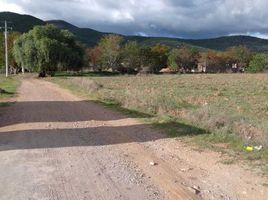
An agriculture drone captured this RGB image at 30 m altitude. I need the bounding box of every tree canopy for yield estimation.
[248,53,268,73]
[13,24,83,76]
[0,32,21,72]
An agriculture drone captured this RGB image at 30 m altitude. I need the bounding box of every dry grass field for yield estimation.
[52,73,268,171]
[57,74,268,143]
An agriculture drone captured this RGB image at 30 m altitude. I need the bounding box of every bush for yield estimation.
[248,53,268,73]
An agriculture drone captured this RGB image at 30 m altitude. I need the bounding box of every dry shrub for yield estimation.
[185,108,232,134]
[187,107,210,123]
[233,122,267,144]
[70,77,103,92]
[207,116,229,130]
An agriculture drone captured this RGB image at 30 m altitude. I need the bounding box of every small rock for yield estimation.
[150,161,157,166]
[140,173,145,178]
[188,185,201,195]
[181,182,187,186]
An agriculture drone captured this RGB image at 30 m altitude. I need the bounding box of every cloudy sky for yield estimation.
[1,0,268,39]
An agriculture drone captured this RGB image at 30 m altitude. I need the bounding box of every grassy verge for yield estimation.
[0,75,19,106]
[49,74,268,173]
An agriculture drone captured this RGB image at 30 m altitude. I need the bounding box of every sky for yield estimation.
[1,0,268,39]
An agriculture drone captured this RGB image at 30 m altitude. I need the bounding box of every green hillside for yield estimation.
[127,35,268,52]
[0,12,45,32]
[183,36,268,52]
[47,20,106,46]
[1,11,268,52]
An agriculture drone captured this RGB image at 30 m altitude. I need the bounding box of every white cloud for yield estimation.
[0,1,24,13]
[1,0,268,39]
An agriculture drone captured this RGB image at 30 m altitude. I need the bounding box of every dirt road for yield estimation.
[0,78,267,200]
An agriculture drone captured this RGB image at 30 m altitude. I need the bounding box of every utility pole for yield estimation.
[0,21,12,77]
[4,21,8,77]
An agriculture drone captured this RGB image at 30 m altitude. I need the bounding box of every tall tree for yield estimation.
[199,51,228,72]
[248,53,268,73]
[120,41,141,73]
[150,44,169,72]
[0,32,21,72]
[168,47,199,72]
[13,24,83,77]
[225,46,252,68]
[86,46,103,71]
[168,49,179,70]
[98,34,123,71]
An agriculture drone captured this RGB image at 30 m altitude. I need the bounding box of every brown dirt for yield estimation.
[0,78,267,200]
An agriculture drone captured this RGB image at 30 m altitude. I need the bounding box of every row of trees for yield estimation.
[5,25,268,76]
[86,35,266,74]
[85,35,171,74]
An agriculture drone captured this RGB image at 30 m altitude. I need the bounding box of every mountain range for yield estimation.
[1,11,268,52]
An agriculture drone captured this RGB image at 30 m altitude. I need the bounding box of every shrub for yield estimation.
[248,53,268,73]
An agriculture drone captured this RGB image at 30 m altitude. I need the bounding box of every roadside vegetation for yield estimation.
[51,73,268,173]
[0,75,19,106]
[4,24,267,76]
[0,32,21,73]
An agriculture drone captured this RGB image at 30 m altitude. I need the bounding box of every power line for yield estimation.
[0,21,12,77]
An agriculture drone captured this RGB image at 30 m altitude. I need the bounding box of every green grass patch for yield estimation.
[0,75,19,103]
[0,102,15,107]
[55,71,120,77]
[0,75,18,98]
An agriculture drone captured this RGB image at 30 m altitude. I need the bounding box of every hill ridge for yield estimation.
[1,11,268,51]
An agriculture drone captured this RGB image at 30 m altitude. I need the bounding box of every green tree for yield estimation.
[13,24,83,77]
[120,41,141,73]
[0,32,21,72]
[225,46,252,68]
[150,44,169,72]
[137,44,169,73]
[248,53,268,73]
[168,47,200,72]
[98,34,123,71]
[167,49,179,70]
[139,46,154,70]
